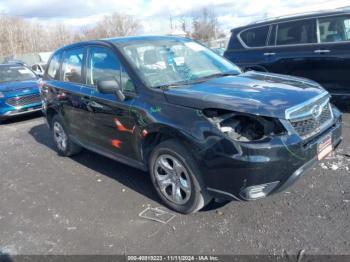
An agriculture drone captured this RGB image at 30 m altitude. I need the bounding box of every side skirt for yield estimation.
[70,136,148,172]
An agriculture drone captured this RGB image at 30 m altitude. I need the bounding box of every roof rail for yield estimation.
[249,8,342,25]
[336,5,350,10]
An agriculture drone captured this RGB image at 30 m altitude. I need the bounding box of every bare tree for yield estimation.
[191,7,222,42]
[178,16,191,37]
[82,13,141,40]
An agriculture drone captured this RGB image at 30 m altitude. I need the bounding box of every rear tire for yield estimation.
[149,139,212,214]
[51,115,81,157]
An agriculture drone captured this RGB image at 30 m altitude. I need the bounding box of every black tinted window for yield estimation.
[277,19,316,45]
[47,52,61,80]
[319,16,350,43]
[240,26,269,47]
[87,47,135,92]
[62,48,84,84]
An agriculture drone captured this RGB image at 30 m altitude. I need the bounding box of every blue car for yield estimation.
[0,64,42,122]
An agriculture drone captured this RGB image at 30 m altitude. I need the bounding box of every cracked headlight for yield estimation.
[203,109,286,142]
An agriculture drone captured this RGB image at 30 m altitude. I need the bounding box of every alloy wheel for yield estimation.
[154,154,191,205]
[53,122,67,152]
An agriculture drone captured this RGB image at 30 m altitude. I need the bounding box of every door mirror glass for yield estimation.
[96,77,125,101]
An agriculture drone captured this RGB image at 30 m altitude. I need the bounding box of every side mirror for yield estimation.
[96,77,125,101]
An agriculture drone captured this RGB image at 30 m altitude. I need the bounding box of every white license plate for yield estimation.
[317,135,333,160]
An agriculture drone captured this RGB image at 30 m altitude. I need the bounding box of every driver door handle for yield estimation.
[81,96,90,103]
[88,101,104,109]
[264,52,276,56]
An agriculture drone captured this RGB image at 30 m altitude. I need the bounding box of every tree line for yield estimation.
[0,13,141,58]
[0,7,224,58]
[173,8,225,43]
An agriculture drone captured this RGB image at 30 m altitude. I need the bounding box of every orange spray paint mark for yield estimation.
[111,139,122,149]
[141,129,148,138]
[114,118,135,134]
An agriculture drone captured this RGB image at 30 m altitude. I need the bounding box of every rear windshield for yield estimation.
[0,66,37,83]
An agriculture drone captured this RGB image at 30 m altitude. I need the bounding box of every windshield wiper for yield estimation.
[197,72,238,81]
[173,72,237,86]
[154,72,238,90]
[154,80,194,90]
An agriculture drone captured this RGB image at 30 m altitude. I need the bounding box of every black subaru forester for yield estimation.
[41,36,342,214]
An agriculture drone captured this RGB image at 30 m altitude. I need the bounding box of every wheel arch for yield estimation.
[141,124,199,168]
[46,107,59,128]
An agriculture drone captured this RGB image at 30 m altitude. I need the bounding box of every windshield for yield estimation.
[0,66,37,83]
[121,39,241,88]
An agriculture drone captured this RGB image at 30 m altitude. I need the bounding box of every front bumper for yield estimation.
[201,110,342,201]
[0,102,42,120]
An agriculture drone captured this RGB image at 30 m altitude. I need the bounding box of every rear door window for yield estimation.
[276,19,317,45]
[47,52,62,80]
[240,26,270,47]
[318,15,350,43]
[62,48,85,84]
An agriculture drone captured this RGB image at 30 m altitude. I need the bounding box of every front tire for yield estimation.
[149,139,212,214]
[51,115,81,157]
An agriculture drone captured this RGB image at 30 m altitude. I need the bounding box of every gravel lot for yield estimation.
[0,111,349,256]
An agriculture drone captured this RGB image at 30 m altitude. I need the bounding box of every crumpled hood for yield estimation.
[164,71,327,119]
[0,80,39,93]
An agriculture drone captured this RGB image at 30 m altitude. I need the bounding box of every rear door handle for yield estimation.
[314,49,331,54]
[264,52,276,56]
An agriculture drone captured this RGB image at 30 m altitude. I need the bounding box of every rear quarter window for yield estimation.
[239,26,270,47]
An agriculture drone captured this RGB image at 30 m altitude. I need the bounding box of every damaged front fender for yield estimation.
[202,108,286,142]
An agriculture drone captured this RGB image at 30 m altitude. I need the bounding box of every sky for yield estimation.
[0,0,349,35]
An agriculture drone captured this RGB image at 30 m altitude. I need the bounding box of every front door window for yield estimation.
[87,46,135,93]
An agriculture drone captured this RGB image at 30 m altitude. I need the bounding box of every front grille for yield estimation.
[6,94,41,107]
[290,103,332,138]
[289,102,333,139]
